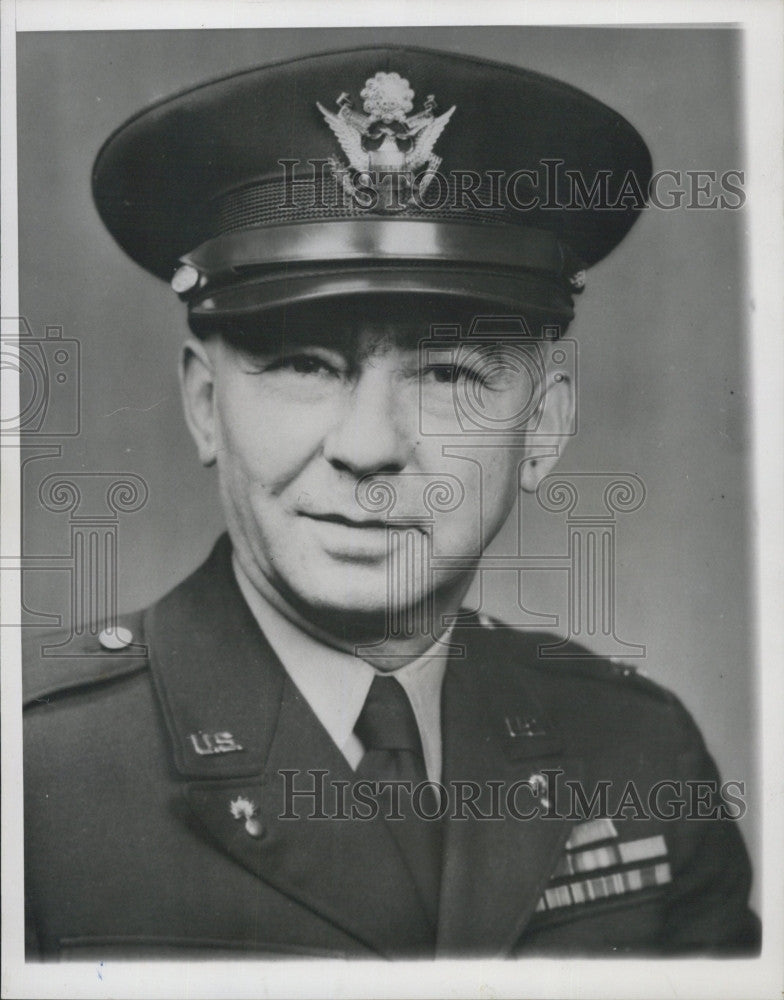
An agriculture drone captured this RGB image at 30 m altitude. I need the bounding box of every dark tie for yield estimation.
[354,675,443,930]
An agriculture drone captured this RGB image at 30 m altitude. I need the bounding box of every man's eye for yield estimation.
[424,365,454,384]
[424,364,486,386]
[268,354,341,376]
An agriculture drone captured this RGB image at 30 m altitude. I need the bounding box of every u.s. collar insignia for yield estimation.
[317,71,455,211]
[188,731,244,756]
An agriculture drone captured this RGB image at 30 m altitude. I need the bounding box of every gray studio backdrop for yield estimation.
[16,26,756,881]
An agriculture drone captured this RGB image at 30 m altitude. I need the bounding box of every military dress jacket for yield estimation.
[23,535,760,960]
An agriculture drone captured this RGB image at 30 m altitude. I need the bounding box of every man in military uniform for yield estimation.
[23,46,759,959]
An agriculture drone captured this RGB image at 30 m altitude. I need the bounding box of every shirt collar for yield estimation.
[232,554,450,779]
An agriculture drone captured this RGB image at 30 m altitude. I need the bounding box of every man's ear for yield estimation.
[519,374,574,493]
[179,337,219,467]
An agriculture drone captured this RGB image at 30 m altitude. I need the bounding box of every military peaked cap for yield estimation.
[92,46,652,330]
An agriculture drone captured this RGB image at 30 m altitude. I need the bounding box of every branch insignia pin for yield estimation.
[230,795,263,838]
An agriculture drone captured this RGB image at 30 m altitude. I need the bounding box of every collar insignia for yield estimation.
[229,795,263,838]
[188,731,244,756]
[317,71,455,210]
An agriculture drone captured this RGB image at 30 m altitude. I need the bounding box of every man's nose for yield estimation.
[322,366,414,476]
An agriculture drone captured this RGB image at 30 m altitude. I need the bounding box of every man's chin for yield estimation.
[277,561,428,624]
[286,580,401,619]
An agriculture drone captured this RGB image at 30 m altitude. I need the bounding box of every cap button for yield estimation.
[99,625,134,650]
[171,263,200,294]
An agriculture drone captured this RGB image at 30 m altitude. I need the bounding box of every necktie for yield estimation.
[354,675,443,930]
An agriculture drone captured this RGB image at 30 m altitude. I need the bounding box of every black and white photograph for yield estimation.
[1,2,782,998]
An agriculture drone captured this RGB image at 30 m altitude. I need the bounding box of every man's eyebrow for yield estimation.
[229,322,440,358]
[226,325,355,357]
[422,339,539,357]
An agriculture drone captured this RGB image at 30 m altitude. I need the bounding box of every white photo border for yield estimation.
[2,1,782,998]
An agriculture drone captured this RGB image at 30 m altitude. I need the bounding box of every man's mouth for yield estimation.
[298,509,416,562]
[301,512,388,529]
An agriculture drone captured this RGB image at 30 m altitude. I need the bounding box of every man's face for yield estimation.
[191,315,545,620]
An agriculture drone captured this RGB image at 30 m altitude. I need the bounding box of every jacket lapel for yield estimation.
[184,677,434,956]
[436,626,583,957]
[146,535,432,957]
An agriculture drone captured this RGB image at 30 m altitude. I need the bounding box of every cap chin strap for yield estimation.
[180,218,565,285]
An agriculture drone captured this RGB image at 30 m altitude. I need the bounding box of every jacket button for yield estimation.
[99,626,133,650]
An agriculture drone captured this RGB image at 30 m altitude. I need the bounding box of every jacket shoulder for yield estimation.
[463,618,710,759]
[467,616,680,707]
[22,610,149,709]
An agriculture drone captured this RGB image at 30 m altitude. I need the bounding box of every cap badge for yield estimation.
[317,71,455,211]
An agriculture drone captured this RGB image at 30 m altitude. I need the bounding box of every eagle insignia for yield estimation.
[317,71,455,210]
